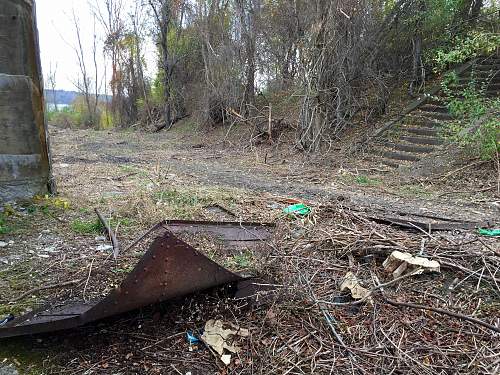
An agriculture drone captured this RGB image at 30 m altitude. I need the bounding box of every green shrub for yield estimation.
[431,31,500,73]
[442,79,500,160]
[445,115,499,160]
[47,106,83,128]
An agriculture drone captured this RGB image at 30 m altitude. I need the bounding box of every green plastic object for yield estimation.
[283,203,311,216]
[478,229,500,237]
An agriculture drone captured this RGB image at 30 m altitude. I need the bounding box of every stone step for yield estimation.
[383,151,420,162]
[467,68,500,76]
[419,104,449,113]
[400,135,444,146]
[406,127,439,137]
[452,82,500,90]
[485,83,500,91]
[385,142,435,154]
[414,110,454,120]
[457,74,500,83]
[453,89,500,98]
[473,64,500,71]
[425,98,446,106]
[405,116,441,128]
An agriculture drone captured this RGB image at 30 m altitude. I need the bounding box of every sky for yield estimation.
[36,0,156,92]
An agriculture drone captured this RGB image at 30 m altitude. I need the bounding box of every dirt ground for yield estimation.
[0,123,498,374]
[52,122,500,220]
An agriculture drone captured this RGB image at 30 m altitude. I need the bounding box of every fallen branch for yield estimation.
[154,114,189,132]
[9,279,82,303]
[123,222,164,254]
[383,296,500,333]
[95,208,120,259]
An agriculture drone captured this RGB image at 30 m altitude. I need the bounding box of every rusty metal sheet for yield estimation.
[0,220,273,339]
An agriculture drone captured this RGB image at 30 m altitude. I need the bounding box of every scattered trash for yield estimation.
[201,319,249,366]
[340,272,371,301]
[283,203,311,216]
[0,242,7,248]
[96,244,114,252]
[383,251,440,279]
[186,331,200,352]
[0,220,273,339]
[478,228,500,237]
[186,331,200,345]
[95,236,106,241]
[267,203,281,210]
[37,254,50,259]
[0,315,14,327]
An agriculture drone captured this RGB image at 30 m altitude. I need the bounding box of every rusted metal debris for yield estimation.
[0,220,273,339]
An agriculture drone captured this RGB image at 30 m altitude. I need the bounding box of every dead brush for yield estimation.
[239,203,500,374]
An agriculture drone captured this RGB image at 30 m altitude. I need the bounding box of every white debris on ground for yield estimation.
[97,244,113,252]
[201,320,250,366]
[383,251,441,279]
[340,272,371,300]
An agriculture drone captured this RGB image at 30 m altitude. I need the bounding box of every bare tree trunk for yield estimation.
[132,14,152,124]
[235,0,258,116]
[47,63,58,111]
[72,10,98,127]
[149,0,172,129]
[160,2,171,127]
[92,17,100,127]
[409,0,425,97]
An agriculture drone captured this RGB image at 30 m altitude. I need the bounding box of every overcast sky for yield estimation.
[36,0,156,92]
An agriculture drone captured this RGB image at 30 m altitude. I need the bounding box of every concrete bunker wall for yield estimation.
[0,0,52,202]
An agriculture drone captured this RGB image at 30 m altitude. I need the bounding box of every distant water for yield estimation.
[47,103,70,111]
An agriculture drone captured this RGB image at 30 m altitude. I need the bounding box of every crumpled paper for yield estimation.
[201,319,249,365]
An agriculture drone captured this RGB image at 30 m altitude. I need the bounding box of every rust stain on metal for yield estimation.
[0,220,273,339]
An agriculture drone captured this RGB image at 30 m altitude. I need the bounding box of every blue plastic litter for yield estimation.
[186,331,200,344]
[0,314,14,327]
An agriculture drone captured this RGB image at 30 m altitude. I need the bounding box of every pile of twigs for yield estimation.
[243,204,500,374]
[39,203,500,374]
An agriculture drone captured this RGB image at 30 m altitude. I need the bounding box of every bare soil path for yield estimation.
[51,126,499,226]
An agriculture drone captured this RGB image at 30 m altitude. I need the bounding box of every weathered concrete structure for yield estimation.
[0,0,52,202]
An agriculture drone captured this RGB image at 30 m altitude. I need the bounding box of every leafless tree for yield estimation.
[149,0,173,129]
[235,0,260,116]
[93,0,125,124]
[46,63,58,112]
[71,10,100,127]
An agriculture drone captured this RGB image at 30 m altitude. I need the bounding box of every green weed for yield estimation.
[226,252,254,270]
[0,215,11,235]
[71,217,134,235]
[155,189,208,206]
[71,219,104,235]
[355,175,381,186]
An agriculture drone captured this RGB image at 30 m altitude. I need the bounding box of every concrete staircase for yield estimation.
[372,55,500,169]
